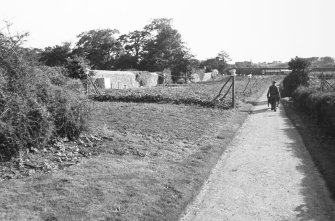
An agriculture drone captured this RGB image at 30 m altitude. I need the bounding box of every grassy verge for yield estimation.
[281,98,335,199]
[0,76,282,220]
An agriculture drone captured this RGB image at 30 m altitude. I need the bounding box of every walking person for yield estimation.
[267,81,280,111]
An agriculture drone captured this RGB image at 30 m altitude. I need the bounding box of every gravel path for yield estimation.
[180,92,335,221]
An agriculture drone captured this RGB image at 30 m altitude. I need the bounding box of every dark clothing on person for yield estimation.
[267,85,279,98]
[267,85,280,110]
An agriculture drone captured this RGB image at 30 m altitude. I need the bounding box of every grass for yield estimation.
[0,75,283,220]
[281,99,335,199]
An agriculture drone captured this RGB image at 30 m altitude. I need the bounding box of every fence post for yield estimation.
[321,73,324,92]
[163,73,166,88]
[230,69,236,108]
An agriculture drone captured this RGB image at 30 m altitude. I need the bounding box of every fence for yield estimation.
[309,72,335,92]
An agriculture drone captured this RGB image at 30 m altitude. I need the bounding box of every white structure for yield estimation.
[90,70,140,89]
[89,70,159,89]
[190,73,201,83]
[202,72,213,81]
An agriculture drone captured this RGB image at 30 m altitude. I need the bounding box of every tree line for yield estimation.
[26,18,230,81]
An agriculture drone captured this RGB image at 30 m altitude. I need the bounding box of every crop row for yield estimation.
[90,76,279,109]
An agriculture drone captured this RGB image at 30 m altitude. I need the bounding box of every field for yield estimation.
[0,75,282,220]
[92,75,278,108]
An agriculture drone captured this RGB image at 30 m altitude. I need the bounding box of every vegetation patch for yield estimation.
[0,76,282,220]
[291,87,335,135]
[91,76,281,109]
[282,98,335,199]
[0,32,90,161]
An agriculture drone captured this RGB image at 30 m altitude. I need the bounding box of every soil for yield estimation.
[0,102,249,221]
[180,92,335,221]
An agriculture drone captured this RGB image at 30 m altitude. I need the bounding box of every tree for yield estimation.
[320,56,334,64]
[118,30,150,64]
[216,50,231,63]
[200,51,230,74]
[283,57,310,97]
[65,56,91,80]
[113,54,138,70]
[39,42,72,66]
[115,30,150,70]
[75,29,121,70]
[288,56,311,71]
[169,48,197,82]
[139,18,188,75]
[319,56,335,67]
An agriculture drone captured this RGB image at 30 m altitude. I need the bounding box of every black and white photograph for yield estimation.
[0,0,335,220]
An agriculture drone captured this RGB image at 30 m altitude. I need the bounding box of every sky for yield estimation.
[1,0,334,63]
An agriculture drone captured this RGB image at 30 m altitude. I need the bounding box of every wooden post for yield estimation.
[320,73,324,92]
[163,73,166,88]
[229,69,236,108]
[232,75,235,108]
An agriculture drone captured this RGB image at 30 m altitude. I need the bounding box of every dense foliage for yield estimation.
[0,31,90,160]
[282,57,310,97]
[200,51,230,74]
[292,86,335,135]
[37,18,225,82]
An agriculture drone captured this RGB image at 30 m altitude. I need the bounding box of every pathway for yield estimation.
[180,92,335,221]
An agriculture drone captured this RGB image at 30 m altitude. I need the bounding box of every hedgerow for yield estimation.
[292,86,335,135]
[0,32,89,160]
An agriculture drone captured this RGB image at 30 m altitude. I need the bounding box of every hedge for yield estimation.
[292,86,335,135]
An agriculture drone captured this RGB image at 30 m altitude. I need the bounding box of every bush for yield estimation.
[292,86,335,135]
[292,86,314,111]
[48,88,90,140]
[0,93,54,159]
[0,32,90,160]
[282,71,309,97]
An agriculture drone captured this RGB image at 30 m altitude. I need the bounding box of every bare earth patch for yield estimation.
[0,102,248,220]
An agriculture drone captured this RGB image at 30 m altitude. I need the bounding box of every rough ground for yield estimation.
[180,92,335,221]
[0,102,248,221]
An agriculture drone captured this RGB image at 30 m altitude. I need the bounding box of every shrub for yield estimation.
[0,31,90,160]
[292,86,335,135]
[48,87,90,140]
[0,93,54,159]
[292,86,314,111]
[282,71,309,97]
[282,56,311,97]
[65,55,91,80]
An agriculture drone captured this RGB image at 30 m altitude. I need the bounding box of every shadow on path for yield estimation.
[279,105,335,220]
[246,100,268,106]
[240,108,270,115]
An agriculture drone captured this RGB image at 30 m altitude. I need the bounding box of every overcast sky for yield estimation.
[1,0,334,63]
